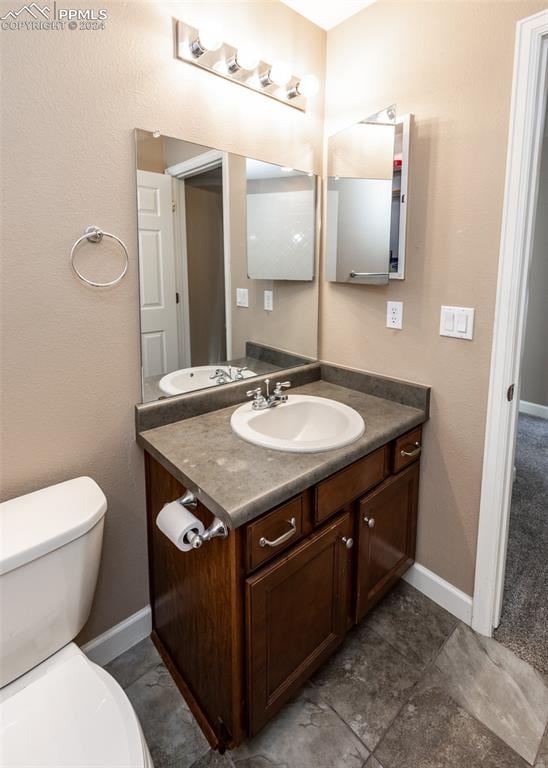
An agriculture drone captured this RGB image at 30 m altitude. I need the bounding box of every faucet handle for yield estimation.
[274,381,291,395]
[246,387,262,399]
[233,366,248,381]
[209,368,224,380]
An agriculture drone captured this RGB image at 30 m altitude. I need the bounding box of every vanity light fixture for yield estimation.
[260,60,292,88]
[287,74,320,99]
[175,19,318,112]
[227,46,260,73]
[189,25,223,57]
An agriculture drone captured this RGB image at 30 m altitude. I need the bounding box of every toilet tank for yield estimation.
[0,477,107,687]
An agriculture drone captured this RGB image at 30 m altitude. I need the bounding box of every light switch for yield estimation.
[236,288,249,308]
[443,310,455,333]
[456,312,468,333]
[440,306,475,340]
[264,290,273,311]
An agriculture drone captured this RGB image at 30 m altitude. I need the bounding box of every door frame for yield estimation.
[171,177,192,368]
[166,150,233,361]
[472,10,548,636]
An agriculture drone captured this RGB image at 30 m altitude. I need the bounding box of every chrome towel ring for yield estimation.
[70,225,129,288]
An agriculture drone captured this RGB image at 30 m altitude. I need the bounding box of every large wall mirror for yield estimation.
[135,130,318,402]
[326,106,410,284]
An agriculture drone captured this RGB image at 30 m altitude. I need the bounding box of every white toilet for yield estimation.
[0,476,154,767]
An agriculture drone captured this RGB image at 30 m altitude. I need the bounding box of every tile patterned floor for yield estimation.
[105,582,548,768]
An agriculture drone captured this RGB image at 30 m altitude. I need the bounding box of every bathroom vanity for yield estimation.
[137,368,428,750]
[133,115,421,751]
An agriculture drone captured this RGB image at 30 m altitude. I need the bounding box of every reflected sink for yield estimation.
[159,365,255,396]
[230,395,365,453]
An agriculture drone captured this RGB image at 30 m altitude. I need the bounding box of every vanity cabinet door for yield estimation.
[355,462,419,623]
[246,512,353,736]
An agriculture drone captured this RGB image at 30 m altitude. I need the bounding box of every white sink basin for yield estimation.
[230,395,365,453]
[159,365,256,396]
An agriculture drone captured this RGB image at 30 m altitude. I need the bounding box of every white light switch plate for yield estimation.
[440,306,475,340]
[386,301,403,329]
[264,290,273,311]
[236,288,248,308]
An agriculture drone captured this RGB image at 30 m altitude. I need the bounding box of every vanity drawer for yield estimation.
[246,493,309,572]
[314,446,387,525]
[393,427,422,473]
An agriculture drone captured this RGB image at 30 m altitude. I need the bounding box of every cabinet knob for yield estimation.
[342,536,354,549]
[363,517,375,528]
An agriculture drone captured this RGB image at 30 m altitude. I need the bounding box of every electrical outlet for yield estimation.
[264,290,273,311]
[236,288,248,308]
[386,301,403,329]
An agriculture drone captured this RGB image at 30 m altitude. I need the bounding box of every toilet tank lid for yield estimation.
[0,477,107,576]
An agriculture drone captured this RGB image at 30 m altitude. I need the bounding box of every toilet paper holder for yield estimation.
[178,490,229,549]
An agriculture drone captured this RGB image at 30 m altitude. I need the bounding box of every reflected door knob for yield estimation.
[342,536,354,549]
[364,517,375,528]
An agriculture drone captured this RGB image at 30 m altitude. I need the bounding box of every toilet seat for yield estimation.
[0,643,152,767]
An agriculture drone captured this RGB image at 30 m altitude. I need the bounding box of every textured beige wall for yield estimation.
[0,0,325,641]
[323,0,546,596]
[521,120,548,407]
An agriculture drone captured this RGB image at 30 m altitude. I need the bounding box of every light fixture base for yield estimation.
[175,20,308,112]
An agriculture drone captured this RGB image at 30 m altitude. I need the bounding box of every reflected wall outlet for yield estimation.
[236,288,248,308]
[264,290,273,311]
[386,301,403,329]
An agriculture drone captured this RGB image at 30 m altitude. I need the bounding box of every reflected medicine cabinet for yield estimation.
[326,111,412,284]
[390,114,411,280]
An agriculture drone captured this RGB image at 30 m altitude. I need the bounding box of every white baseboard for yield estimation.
[519,399,548,419]
[81,605,152,667]
[403,563,473,625]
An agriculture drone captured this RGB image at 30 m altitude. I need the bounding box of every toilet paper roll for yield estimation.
[156,500,205,552]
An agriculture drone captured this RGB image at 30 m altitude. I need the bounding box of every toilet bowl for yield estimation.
[0,477,154,767]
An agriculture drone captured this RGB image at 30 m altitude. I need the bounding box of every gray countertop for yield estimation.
[137,379,427,529]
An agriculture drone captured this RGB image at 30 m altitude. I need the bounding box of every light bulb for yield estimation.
[235,45,260,71]
[297,74,319,98]
[269,61,292,87]
[197,25,222,52]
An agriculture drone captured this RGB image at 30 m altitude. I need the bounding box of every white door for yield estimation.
[137,170,179,378]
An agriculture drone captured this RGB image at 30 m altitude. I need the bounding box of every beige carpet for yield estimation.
[495,414,548,676]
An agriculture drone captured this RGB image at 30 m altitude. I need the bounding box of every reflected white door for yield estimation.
[137,170,179,378]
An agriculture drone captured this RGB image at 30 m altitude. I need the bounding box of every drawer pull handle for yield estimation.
[400,442,421,458]
[364,517,376,528]
[259,517,297,548]
[342,536,354,549]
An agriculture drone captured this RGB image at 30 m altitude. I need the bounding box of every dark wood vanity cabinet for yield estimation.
[246,512,353,735]
[144,425,423,750]
[355,462,419,622]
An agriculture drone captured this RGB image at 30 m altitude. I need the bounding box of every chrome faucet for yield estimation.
[233,367,248,381]
[246,379,291,410]
[209,368,232,385]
